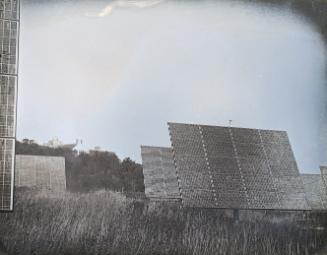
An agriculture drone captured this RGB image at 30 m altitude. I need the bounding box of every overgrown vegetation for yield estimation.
[0,189,327,255]
[15,141,145,193]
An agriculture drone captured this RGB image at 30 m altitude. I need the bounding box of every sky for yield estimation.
[18,0,327,172]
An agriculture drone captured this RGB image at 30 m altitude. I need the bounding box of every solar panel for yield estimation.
[141,146,180,202]
[321,166,327,190]
[0,75,16,137]
[0,137,14,210]
[301,174,327,210]
[0,0,19,20]
[0,0,19,211]
[15,155,66,191]
[168,123,218,208]
[275,175,309,210]
[168,122,309,210]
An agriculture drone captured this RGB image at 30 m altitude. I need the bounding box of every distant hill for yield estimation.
[15,140,145,193]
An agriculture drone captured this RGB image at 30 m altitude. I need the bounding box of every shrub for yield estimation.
[0,190,326,255]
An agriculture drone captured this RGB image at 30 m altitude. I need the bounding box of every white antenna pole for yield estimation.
[229,120,233,127]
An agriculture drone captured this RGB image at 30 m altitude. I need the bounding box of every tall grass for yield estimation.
[0,190,326,255]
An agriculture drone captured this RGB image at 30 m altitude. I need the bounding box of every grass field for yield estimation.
[0,189,326,255]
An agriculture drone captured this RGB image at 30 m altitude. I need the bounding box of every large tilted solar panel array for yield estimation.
[168,123,309,210]
[0,0,19,211]
[141,146,180,201]
[15,155,66,191]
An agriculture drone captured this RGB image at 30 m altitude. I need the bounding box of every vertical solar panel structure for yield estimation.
[168,122,309,210]
[141,146,180,202]
[0,0,19,211]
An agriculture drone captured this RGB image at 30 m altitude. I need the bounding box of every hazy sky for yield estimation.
[18,0,327,172]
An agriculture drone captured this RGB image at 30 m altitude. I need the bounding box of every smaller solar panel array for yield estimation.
[15,155,66,191]
[301,174,327,210]
[0,0,19,211]
[300,166,327,210]
[141,146,180,202]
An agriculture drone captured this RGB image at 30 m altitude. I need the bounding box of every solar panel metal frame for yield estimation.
[0,0,19,211]
[168,122,309,210]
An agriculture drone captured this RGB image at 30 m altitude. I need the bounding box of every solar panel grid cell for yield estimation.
[274,176,309,209]
[231,128,262,145]
[260,130,290,144]
[200,126,249,208]
[239,157,270,175]
[0,20,18,75]
[0,75,16,138]
[182,189,216,208]
[233,129,284,209]
[265,144,299,177]
[0,0,18,20]
[36,159,51,189]
[0,137,14,210]
[178,159,211,188]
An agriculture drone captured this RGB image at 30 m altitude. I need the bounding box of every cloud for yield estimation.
[97,5,114,17]
[116,0,162,8]
[86,0,163,18]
